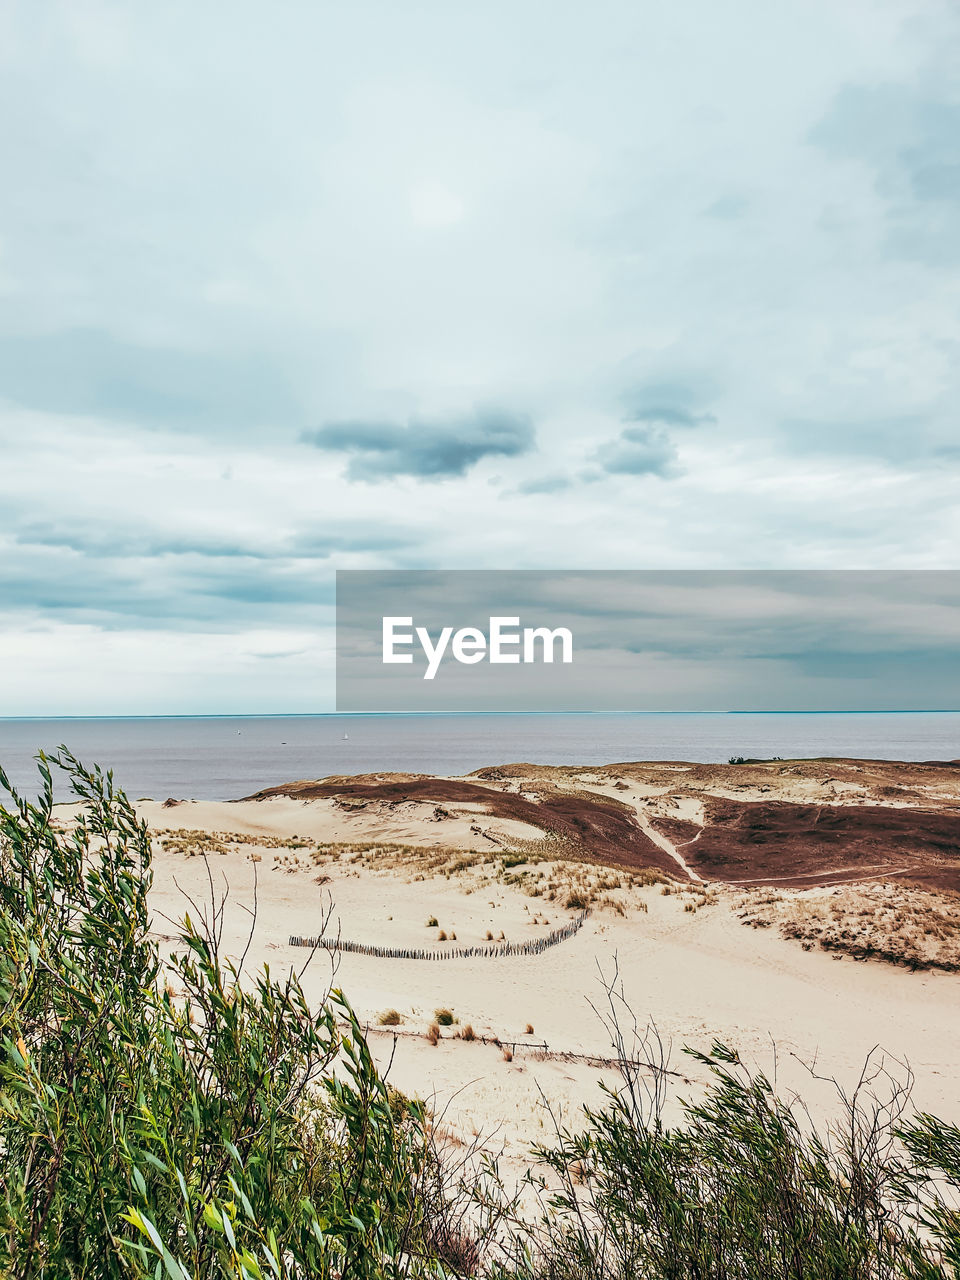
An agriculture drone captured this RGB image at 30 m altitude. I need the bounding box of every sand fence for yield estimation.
[288,910,588,960]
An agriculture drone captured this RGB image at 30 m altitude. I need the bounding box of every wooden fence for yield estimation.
[288,910,588,960]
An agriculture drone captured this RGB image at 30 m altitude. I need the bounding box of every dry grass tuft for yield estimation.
[377,1009,401,1026]
[737,882,960,972]
[426,1023,440,1046]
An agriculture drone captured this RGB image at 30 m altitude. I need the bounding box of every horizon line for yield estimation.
[1,709,960,721]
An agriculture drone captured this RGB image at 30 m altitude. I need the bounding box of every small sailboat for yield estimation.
[342,732,349,740]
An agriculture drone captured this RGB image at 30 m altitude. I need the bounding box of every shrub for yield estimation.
[502,1048,513,1063]
[565,892,588,910]
[378,1009,402,1026]
[438,929,447,941]
[0,750,462,1279]
[460,1025,476,1042]
[525,1024,534,1035]
[511,1013,960,1280]
[434,1008,454,1026]
[426,1023,441,1046]
[427,916,439,928]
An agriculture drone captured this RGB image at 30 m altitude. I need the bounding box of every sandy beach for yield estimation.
[130,757,960,1174]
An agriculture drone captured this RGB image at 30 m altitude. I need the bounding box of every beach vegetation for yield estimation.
[5,752,960,1278]
[0,751,478,1278]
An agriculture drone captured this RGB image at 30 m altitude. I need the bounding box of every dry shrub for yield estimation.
[737,882,960,972]
[437,930,447,941]
[502,1047,513,1062]
[525,1023,534,1035]
[377,1009,402,1026]
[426,1023,440,1046]
[459,1024,476,1041]
[434,1008,454,1026]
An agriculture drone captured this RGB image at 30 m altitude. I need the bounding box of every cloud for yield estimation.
[625,406,717,429]
[593,425,680,478]
[1,3,959,712]
[13,521,412,561]
[810,84,960,263]
[301,409,535,481]
[0,329,303,429]
[514,475,574,495]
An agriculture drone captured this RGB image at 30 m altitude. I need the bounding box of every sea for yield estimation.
[0,712,958,803]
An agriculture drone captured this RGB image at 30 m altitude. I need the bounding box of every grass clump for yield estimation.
[434,1008,455,1026]
[738,883,960,973]
[378,1009,402,1026]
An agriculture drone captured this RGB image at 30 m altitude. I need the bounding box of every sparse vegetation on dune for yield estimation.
[149,824,672,915]
[738,882,960,972]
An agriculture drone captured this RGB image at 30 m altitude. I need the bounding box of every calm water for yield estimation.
[0,713,958,802]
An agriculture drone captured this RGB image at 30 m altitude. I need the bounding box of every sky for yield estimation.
[1,0,959,714]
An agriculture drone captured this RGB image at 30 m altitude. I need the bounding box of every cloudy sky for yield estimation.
[1,0,958,714]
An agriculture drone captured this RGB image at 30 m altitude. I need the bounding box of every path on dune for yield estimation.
[575,785,701,883]
[631,808,703,883]
[243,775,680,876]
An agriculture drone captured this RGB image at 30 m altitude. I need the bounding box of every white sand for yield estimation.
[140,796,960,1173]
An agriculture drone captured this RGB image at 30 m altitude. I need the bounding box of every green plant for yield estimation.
[499,977,960,1280]
[0,750,466,1278]
[434,1009,454,1027]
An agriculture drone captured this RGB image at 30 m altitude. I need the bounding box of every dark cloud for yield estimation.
[0,545,336,627]
[13,523,413,561]
[301,409,535,481]
[0,329,303,429]
[625,406,717,429]
[593,425,680,477]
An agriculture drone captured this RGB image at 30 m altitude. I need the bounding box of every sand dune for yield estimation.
[134,757,960,1172]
